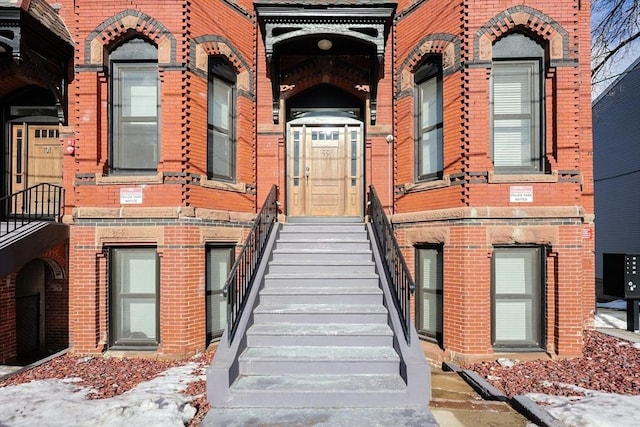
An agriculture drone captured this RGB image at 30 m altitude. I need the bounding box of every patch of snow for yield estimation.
[528,389,640,427]
[497,357,515,368]
[0,363,201,427]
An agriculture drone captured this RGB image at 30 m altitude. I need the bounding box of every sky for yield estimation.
[0,303,639,426]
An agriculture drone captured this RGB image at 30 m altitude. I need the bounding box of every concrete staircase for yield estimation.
[207,222,431,412]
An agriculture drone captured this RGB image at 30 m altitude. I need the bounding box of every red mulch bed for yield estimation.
[467,330,640,398]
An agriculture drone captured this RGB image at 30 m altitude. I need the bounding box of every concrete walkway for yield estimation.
[429,367,528,427]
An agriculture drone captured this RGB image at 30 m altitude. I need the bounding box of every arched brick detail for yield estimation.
[281,65,369,103]
[41,246,68,280]
[474,6,569,62]
[84,10,176,66]
[191,35,253,96]
[397,33,460,96]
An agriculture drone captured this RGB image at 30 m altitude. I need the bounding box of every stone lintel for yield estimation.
[392,206,584,224]
[96,226,164,246]
[200,227,244,244]
[403,227,450,246]
[487,225,559,245]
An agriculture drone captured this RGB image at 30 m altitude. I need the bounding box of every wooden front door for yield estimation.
[287,118,363,218]
[10,123,62,213]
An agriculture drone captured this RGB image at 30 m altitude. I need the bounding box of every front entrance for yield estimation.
[9,123,62,213]
[286,115,364,218]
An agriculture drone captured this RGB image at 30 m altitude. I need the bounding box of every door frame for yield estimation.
[285,113,365,221]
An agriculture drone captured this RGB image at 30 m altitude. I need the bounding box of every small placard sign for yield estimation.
[509,185,533,203]
[120,187,143,204]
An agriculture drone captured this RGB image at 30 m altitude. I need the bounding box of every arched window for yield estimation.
[109,37,159,174]
[415,56,443,181]
[208,57,236,182]
[491,33,545,173]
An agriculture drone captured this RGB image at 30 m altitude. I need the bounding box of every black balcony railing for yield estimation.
[223,184,279,345]
[0,184,65,238]
[367,185,415,345]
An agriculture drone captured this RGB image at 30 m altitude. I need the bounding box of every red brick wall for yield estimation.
[0,273,17,363]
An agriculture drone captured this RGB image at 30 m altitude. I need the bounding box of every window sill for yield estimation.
[200,178,247,193]
[96,172,163,185]
[488,171,558,183]
[401,176,450,193]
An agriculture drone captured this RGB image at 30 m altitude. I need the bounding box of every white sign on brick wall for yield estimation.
[509,185,533,203]
[120,187,143,204]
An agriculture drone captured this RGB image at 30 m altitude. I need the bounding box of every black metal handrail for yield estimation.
[223,184,279,344]
[367,185,415,345]
[0,184,65,238]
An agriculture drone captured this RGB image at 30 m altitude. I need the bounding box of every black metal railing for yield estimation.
[0,184,65,238]
[223,184,279,344]
[367,185,415,345]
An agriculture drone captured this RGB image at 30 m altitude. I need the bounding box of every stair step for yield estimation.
[271,248,372,260]
[239,346,400,375]
[268,260,375,274]
[253,303,388,323]
[280,224,366,233]
[264,272,380,287]
[202,406,439,427]
[246,323,393,346]
[275,239,371,251]
[228,374,408,407]
[259,286,382,304]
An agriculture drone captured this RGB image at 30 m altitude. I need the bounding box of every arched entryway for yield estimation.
[15,257,68,363]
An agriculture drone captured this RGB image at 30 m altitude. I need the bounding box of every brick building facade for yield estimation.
[0,0,593,364]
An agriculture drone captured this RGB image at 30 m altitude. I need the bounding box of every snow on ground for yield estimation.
[0,363,201,427]
[528,386,640,427]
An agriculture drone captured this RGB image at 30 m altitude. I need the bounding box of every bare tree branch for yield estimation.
[591,0,640,82]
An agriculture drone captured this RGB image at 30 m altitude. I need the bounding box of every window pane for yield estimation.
[208,294,226,335]
[420,78,438,129]
[493,119,531,167]
[420,128,442,175]
[495,299,533,341]
[210,79,231,129]
[122,69,157,118]
[116,122,158,169]
[493,67,531,115]
[422,293,440,332]
[122,256,157,294]
[211,130,231,178]
[494,250,534,294]
[121,298,157,340]
[207,248,232,292]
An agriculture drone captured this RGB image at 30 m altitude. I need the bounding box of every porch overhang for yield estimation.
[0,0,74,123]
[255,1,396,125]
